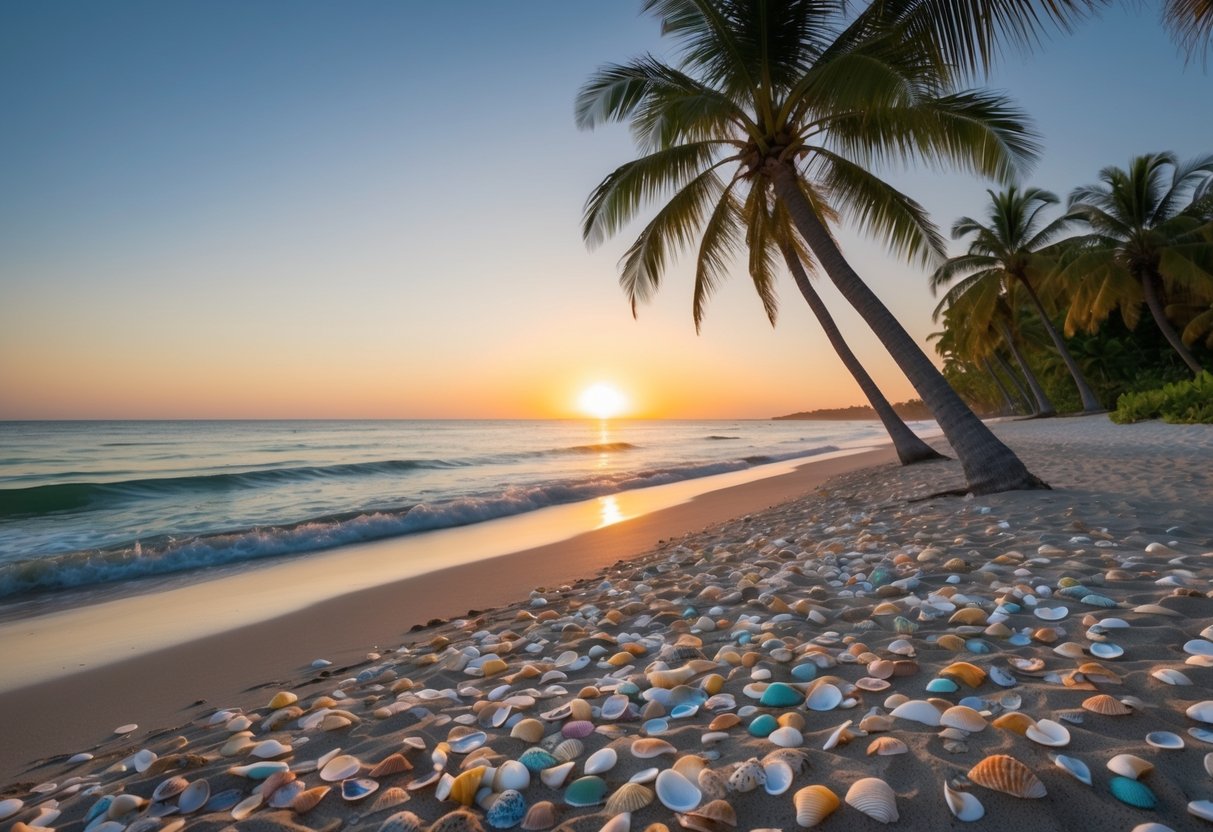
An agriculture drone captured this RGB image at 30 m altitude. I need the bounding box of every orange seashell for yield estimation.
[940,661,986,688]
[429,810,486,832]
[992,712,1037,735]
[868,659,895,679]
[448,766,485,806]
[935,634,966,652]
[709,713,741,731]
[291,786,331,814]
[1077,662,1121,683]
[370,753,413,777]
[866,736,908,756]
[1032,627,1060,644]
[1082,694,1133,715]
[521,800,558,831]
[949,608,988,626]
[967,754,1047,798]
[778,712,806,730]
[794,784,841,827]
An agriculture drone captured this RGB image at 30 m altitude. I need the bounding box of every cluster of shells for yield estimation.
[2,490,1212,832]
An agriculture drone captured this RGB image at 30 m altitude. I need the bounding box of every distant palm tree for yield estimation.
[931,186,1103,411]
[1062,152,1213,375]
[1164,0,1213,62]
[578,0,1078,493]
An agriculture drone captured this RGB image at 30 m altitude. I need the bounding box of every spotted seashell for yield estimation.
[604,782,654,815]
[844,778,898,824]
[518,748,559,772]
[727,758,766,793]
[486,790,527,829]
[793,784,839,827]
[378,810,425,832]
[697,767,729,801]
[967,755,1047,798]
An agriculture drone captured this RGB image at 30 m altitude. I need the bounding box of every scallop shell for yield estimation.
[727,758,766,793]
[941,706,987,733]
[520,801,558,831]
[370,753,414,778]
[655,769,701,812]
[1107,754,1153,779]
[379,810,425,832]
[1025,719,1070,747]
[1082,694,1132,716]
[429,809,487,832]
[1109,776,1157,809]
[867,737,908,756]
[944,782,984,822]
[793,785,840,828]
[368,786,410,813]
[967,755,1046,798]
[552,739,584,762]
[605,783,654,815]
[844,777,898,824]
[449,767,485,806]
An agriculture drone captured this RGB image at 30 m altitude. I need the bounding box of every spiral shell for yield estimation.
[844,778,899,824]
[967,755,1047,798]
[793,785,840,828]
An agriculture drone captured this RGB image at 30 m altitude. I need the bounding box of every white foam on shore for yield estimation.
[0,443,893,693]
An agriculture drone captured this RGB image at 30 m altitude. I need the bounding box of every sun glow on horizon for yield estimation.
[578,383,628,420]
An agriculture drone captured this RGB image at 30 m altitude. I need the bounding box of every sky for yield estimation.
[1,2,1209,420]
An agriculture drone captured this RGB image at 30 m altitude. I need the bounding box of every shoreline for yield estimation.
[0,443,899,784]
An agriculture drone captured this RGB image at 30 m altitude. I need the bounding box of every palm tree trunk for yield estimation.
[1016,277,1104,411]
[1142,270,1205,374]
[982,357,1018,416]
[993,351,1033,415]
[996,320,1055,417]
[781,244,945,465]
[768,160,1046,493]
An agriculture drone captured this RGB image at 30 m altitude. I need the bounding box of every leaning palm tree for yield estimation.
[931,186,1103,411]
[1062,152,1213,375]
[578,0,1068,492]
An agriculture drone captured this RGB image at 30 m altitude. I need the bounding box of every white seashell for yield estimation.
[1151,668,1192,685]
[599,812,631,832]
[822,720,852,751]
[768,726,803,748]
[320,754,361,782]
[1187,701,1213,723]
[1050,754,1091,785]
[805,683,842,711]
[231,793,262,821]
[1034,606,1068,621]
[1025,719,1070,747]
[583,748,617,776]
[1184,639,1213,656]
[0,800,23,822]
[1089,642,1123,659]
[1107,754,1153,780]
[251,740,291,759]
[944,782,984,822]
[178,780,210,814]
[494,760,530,792]
[762,760,793,796]
[1190,800,1213,822]
[1145,731,1184,750]
[630,767,659,784]
[845,777,898,824]
[890,700,941,727]
[540,761,575,789]
[655,769,701,812]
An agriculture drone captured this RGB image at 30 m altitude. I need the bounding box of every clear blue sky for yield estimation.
[1,2,1209,418]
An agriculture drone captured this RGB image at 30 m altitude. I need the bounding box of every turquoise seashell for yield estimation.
[791,663,818,682]
[670,702,699,719]
[894,616,918,634]
[760,682,802,707]
[1081,594,1117,608]
[748,713,778,738]
[85,796,113,824]
[1008,633,1031,646]
[926,678,960,694]
[965,639,993,654]
[1109,776,1156,809]
[682,607,697,618]
[564,776,607,807]
[616,681,641,698]
[869,567,891,587]
[229,761,289,780]
[642,717,669,735]
[1056,585,1090,599]
[736,632,752,645]
[204,789,242,812]
[518,748,559,773]
[996,603,1022,614]
[487,789,527,828]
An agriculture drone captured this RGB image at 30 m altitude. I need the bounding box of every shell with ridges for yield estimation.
[605,783,654,815]
[520,801,557,831]
[967,755,1046,798]
[1082,694,1132,716]
[378,810,425,832]
[793,785,839,828]
[844,778,898,824]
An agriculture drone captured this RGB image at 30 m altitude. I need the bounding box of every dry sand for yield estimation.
[2,416,1212,832]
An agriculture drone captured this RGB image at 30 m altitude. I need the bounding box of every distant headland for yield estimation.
[773,399,933,420]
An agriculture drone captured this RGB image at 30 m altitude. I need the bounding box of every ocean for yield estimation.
[0,419,926,600]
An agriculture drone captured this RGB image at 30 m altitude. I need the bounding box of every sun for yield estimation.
[578,383,628,420]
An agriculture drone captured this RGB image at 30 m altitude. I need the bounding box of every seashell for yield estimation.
[371,753,414,777]
[429,809,487,832]
[153,776,190,802]
[561,720,594,739]
[760,682,803,707]
[1151,668,1191,686]
[748,714,777,737]
[540,761,574,789]
[648,667,696,689]
[229,760,289,779]
[967,755,1046,798]
[1089,642,1123,659]
[859,714,894,733]
[940,661,986,688]
[845,777,898,824]
[822,720,854,751]
[727,758,766,793]
[206,788,243,812]
[1025,719,1070,747]
[552,739,583,762]
[673,754,708,780]
[944,782,984,822]
[231,792,263,821]
[486,790,527,829]
[941,706,987,733]
[291,786,331,814]
[632,738,677,758]
[763,760,793,795]
[1185,639,1213,656]
[655,769,702,812]
[493,760,530,792]
[449,767,485,806]
[1109,776,1157,809]
[1050,753,1092,785]
[805,683,842,711]
[178,779,211,814]
[925,678,959,694]
[1082,694,1132,716]
[368,786,410,813]
[605,783,654,815]
[564,775,607,807]
[793,785,840,827]
[768,726,803,748]
[0,800,23,822]
[1190,800,1213,822]
[867,737,908,756]
[679,798,736,830]
[890,699,942,727]
[379,810,425,832]
[1145,731,1183,750]
[449,731,488,754]
[581,747,616,776]
[697,767,730,800]
[518,748,559,772]
[1187,701,1213,723]
[599,815,631,832]
[1107,753,1154,779]
[342,777,380,802]
[521,801,558,831]
[320,754,362,782]
[268,691,298,709]
[511,719,545,743]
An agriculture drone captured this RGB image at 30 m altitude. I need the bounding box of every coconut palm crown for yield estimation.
[577,0,1066,493]
[1062,151,1213,375]
[930,186,1103,410]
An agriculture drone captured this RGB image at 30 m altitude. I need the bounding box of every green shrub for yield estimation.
[1111,371,1213,424]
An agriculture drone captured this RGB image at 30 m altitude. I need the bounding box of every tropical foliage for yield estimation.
[1111,371,1213,424]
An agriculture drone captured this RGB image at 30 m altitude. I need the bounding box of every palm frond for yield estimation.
[690,181,746,330]
[929,252,998,294]
[1162,0,1213,65]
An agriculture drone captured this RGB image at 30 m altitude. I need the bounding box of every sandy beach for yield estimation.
[2,416,1212,832]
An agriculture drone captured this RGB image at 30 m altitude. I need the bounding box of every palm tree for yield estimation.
[931,186,1103,411]
[578,0,1069,493]
[1163,0,1213,62]
[1062,152,1213,375]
